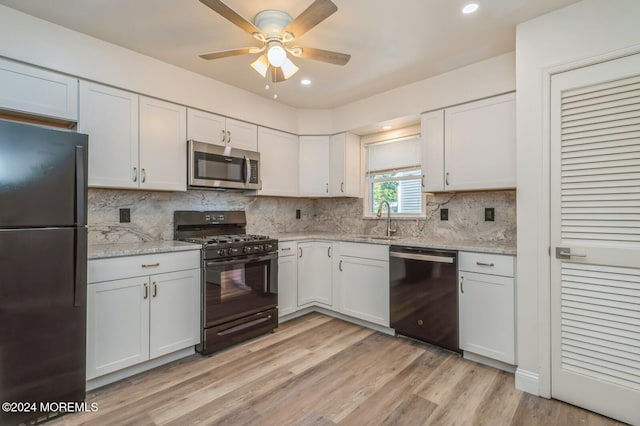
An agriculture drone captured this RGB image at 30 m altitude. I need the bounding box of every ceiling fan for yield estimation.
[198,0,351,83]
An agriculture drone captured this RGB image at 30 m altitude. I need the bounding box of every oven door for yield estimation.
[203,252,278,327]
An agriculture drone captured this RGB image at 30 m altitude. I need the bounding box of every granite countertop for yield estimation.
[88,240,202,260]
[272,232,516,255]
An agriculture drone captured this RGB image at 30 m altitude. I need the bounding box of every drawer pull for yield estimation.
[476,261,494,267]
[142,262,160,268]
[281,247,292,251]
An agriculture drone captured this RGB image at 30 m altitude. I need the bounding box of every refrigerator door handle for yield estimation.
[76,145,86,226]
[74,228,87,308]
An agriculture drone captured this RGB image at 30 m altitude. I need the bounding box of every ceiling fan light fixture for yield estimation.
[267,42,287,67]
[250,55,269,78]
[281,58,299,79]
[462,3,479,14]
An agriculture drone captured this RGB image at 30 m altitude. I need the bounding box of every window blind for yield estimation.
[366,136,420,173]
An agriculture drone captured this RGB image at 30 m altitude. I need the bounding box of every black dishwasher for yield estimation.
[390,246,460,353]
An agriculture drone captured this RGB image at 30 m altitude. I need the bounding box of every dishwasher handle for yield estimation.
[390,251,455,263]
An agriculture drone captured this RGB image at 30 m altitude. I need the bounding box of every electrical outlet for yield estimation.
[296,209,301,219]
[119,208,131,223]
[440,208,449,221]
[485,207,495,222]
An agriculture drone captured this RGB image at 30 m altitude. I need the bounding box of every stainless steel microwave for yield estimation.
[188,140,261,190]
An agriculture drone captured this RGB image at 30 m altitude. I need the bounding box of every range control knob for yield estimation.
[228,247,238,256]
[217,249,226,257]
[265,244,274,251]
[242,246,251,254]
[254,245,262,252]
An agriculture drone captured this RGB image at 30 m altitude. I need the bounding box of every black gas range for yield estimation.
[174,210,278,355]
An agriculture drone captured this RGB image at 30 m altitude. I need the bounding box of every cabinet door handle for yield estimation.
[326,183,329,193]
[142,262,160,268]
[132,167,138,182]
[460,276,464,294]
[445,172,450,186]
[143,283,148,299]
[339,260,343,271]
[340,182,345,193]
[227,130,231,144]
[476,261,495,267]
[221,129,226,143]
[328,247,332,258]
[298,247,302,258]
[421,175,425,188]
[141,168,146,183]
[152,282,157,298]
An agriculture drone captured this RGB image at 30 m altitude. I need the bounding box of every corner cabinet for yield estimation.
[299,133,361,197]
[299,136,331,196]
[422,93,516,192]
[186,108,257,151]
[458,251,515,365]
[258,127,299,197]
[330,133,361,197]
[79,81,187,191]
[297,241,333,307]
[335,242,389,326]
[0,57,78,122]
[86,251,200,380]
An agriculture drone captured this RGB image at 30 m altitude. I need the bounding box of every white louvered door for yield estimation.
[550,53,640,426]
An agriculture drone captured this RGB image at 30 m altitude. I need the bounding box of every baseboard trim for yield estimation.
[463,351,516,373]
[515,368,540,396]
[86,347,195,391]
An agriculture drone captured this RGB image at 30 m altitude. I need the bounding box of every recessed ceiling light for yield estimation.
[382,125,392,130]
[462,3,479,14]
[300,79,312,86]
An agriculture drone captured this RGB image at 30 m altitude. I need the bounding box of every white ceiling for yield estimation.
[0,0,579,109]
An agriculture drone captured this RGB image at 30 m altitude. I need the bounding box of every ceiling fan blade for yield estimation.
[199,48,255,60]
[199,0,261,36]
[284,0,338,40]
[297,47,351,65]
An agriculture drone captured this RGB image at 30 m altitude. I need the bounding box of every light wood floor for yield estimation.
[52,313,623,426]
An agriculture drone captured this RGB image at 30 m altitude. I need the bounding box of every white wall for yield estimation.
[297,108,333,135]
[329,52,515,133]
[0,5,298,133]
[516,0,640,397]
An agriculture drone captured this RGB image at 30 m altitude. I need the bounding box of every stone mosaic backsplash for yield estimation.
[88,189,516,246]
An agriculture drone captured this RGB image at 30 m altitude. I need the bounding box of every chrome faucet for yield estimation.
[376,201,397,237]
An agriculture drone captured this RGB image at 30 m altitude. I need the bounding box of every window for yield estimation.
[364,135,423,217]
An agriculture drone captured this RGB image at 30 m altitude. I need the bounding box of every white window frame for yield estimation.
[362,128,424,219]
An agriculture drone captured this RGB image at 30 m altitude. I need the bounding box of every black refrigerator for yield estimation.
[0,120,88,425]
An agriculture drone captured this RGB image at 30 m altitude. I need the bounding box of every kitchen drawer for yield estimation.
[339,242,389,261]
[458,252,514,277]
[88,250,201,283]
[278,241,297,257]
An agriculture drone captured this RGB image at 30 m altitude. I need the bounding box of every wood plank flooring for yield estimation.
[51,313,624,425]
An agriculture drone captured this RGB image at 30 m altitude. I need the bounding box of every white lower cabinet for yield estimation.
[277,242,298,317]
[458,251,515,365]
[297,241,333,307]
[336,243,389,326]
[86,251,200,380]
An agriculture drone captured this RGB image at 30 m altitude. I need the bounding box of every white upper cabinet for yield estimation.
[299,135,331,196]
[79,82,139,189]
[187,108,257,151]
[422,93,516,192]
[0,57,78,122]
[139,96,187,191]
[257,127,299,197]
[80,82,187,191]
[421,110,445,192]
[330,133,361,197]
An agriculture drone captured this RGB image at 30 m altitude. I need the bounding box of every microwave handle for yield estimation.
[245,156,251,185]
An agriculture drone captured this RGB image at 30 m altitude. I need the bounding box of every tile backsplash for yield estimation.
[88,189,516,245]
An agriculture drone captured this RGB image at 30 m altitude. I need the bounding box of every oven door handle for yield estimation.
[206,253,277,267]
[244,156,251,185]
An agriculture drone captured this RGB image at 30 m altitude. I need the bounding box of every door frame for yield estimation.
[537,45,640,398]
